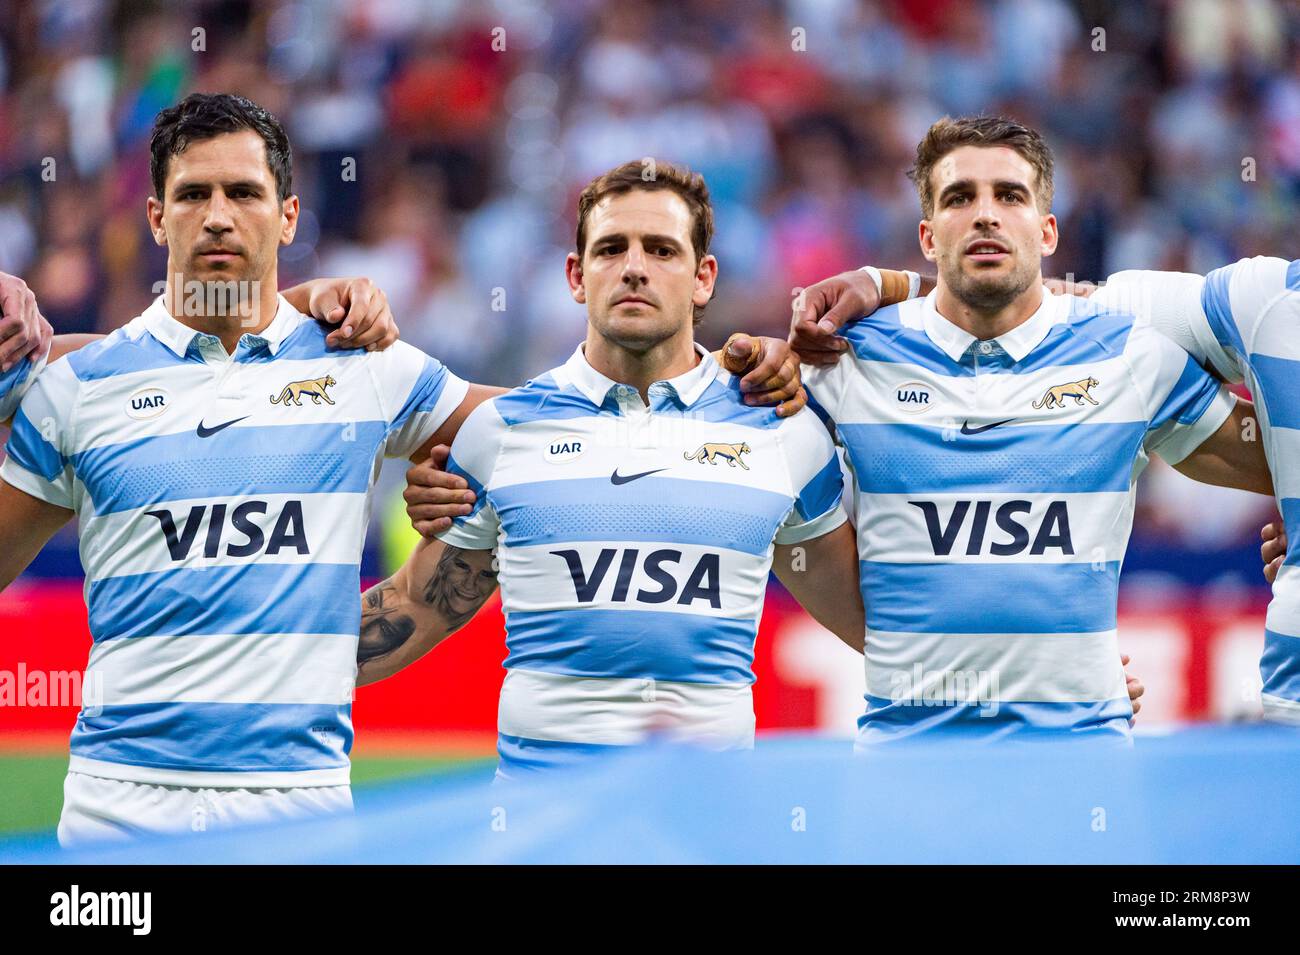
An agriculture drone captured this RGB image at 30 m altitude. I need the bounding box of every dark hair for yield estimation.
[575,159,715,324]
[150,93,293,203]
[908,115,1054,218]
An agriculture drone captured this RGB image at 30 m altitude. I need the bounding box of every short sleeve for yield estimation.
[774,410,847,545]
[1202,256,1294,369]
[0,344,48,422]
[372,341,470,459]
[0,358,78,510]
[801,358,851,427]
[1128,327,1235,466]
[435,398,506,551]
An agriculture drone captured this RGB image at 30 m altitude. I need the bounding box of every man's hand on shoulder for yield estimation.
[283,277,400,351]
[1044,277,1099,298]
[714,334,805,417]
[788,267,921,367]
[0,271,52,372]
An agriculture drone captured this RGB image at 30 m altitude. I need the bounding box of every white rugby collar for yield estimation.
[561,341,719,408]
[921,285,1062,363]
[141,293,305,358]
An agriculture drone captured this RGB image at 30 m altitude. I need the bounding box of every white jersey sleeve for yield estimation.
[774,410,847,545]
[0,345,49,423]
[1123,324,1236,466]
[1201,255,1297,372]
[435,397,506,551]
[1094,257,1299,384]
[0,356,79,509]
[802,357,853,425]
[367,341,470,459]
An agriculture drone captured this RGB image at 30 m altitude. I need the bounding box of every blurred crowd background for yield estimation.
[0,0,1294,587]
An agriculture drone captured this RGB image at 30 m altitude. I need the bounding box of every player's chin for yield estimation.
[963,254,1015,274]
[602,311,676,345]
[962,270,1022,299]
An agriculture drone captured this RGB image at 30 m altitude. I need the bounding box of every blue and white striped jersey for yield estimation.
[438,343,846,775]
[1095,257,1300,723]
[805,287,1235,741]
[0,296,467,787]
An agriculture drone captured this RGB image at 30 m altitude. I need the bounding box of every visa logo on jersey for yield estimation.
[909,500,1073,556]
[550,548,721,607]
[145,501,310,560]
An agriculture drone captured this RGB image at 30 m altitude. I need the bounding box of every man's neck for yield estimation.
[934,278,1044,341]
[583,327,699,403]
[162,271,280,355]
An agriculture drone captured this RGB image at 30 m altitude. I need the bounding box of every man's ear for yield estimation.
[280,195,300,246]
[692,253,718,309]
[565,252,586,304]
[1039,212,1059,257]
[146,197,167,247]
[918,219,938,262]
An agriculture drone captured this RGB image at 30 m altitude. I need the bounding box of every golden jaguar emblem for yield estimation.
[1032,376,1099,409]
[270,375,337,406]
[684,441,751,469]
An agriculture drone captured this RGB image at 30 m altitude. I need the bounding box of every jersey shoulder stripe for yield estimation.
[841,298,1135,376]
[1201,263,1244,356]
[1252,355,1300,430]
[273,319,367,362]
[842,304,964,376]
[685,376,785,429]
[494,372,594,426]
[64,322,175,382]
[6,404,67,481]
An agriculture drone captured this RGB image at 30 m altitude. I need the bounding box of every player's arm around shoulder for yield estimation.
[356,536,499,686]
[0,355,79,592]
[0,479,74,593]
[357,398,508,684]
[1128,325,1272,496]
[1174,395,1273,496]
[770,409,864,651]
[773,521,864,653]
[361,336,505,464]
[1091,268,1240,382]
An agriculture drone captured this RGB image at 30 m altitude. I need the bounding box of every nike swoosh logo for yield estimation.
[960,419,1015,435]
[610,468,667,485]
[196,416,250,438]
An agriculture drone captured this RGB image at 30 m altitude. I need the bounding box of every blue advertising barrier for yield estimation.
[4,726,1298,864]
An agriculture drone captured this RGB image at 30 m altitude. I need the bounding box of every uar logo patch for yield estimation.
[895,381,932,413]
[127,387,169,420]
[545,434,586,463]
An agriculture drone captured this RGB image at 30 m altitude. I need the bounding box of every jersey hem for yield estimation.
[67,755,351,789]
[774,499,849,545]
[1153,385,1235,466]
[0,457,72,509]
[1261,693,1300,725]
